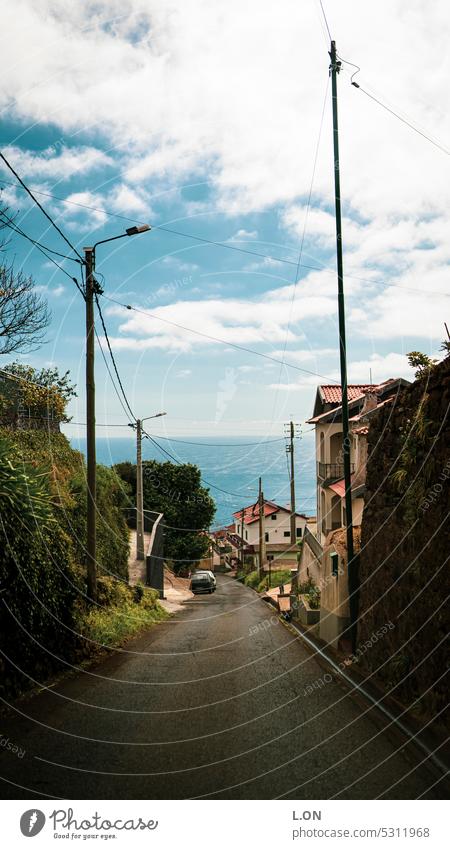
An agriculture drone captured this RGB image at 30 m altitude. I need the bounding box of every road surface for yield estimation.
[0,575,445,799]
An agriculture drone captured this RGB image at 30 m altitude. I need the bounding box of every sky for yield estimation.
[0,0,449,438]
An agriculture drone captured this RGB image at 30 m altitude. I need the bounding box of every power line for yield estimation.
[0,210,81,263]
[0,210,85,297]
[318,0,331,41]
[141,429,260,500]
[353,84,450,156]
[271,75,329,429]
[94,293,136,421]
[1,174,449,297]
[94,326,134,422]
[100,292,340,383]
[68,425,287,447]
[0,150,84,261]
[337,56,450,157]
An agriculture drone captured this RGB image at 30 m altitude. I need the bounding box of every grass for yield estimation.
[243,568,292,593]
[79,577,169,648]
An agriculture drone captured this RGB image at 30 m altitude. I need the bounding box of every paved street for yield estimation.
[0,576,445,799]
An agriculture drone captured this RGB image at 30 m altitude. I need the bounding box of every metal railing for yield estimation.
[317,461,355,481]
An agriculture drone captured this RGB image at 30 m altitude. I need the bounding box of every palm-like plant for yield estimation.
[0,438,54,528]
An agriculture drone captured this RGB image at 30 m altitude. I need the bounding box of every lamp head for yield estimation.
[126,224,151,236]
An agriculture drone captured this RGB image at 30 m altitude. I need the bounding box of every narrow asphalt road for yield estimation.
[0,575,445,799]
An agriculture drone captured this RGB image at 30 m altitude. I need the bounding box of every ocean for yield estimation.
[69,434,317,529]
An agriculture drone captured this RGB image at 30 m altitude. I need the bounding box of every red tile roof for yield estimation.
[233,500,280,524]
[328,475,355,498]
[320,384,373,404]
[233,500,307,525]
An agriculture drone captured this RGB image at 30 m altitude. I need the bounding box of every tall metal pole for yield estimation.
[136,418,145,560]
[84,246,97,601]
[330,40,357,650]
[289,420,296,550]
[240,507,245,571]
[258,477,265,580]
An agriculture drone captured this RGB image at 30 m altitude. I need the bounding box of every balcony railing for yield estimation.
[317,461,355,482]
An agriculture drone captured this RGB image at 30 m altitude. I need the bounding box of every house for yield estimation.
[233,500,307,569]
[297,377,410,646]
[306,379,410,547]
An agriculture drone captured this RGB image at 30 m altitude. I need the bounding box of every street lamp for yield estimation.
[83,224,151,601]
[129,412,167,560]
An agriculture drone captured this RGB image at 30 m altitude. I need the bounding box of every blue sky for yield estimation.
[0,0,449,438]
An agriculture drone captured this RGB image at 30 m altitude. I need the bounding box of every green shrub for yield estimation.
[79,577,167,647]
[243,569,261,588]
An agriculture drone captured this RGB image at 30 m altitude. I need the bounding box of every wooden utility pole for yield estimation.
[136,419,145,560]
[330,39,357,650]
[288,421,296,550]
[84,246,97,601]
[258,476,265,580]
[240,508,245,571]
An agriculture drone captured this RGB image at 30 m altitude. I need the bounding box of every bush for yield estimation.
[243,569,261,588]
[79,577,167,648]
[0,500,81,697]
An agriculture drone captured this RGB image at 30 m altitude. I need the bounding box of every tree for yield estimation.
[407,351,437,380]
[0,362,76,423]
[115,459,216,573]
[0,263,50,356]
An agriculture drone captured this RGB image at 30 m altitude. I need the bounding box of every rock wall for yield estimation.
[358,356,450,722]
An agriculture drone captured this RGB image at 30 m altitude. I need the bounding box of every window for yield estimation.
[267,554,274,561]
[245,530,248,540]
[271,513,277,520]
[296,527,302,538]
[331,552,339,577]
[283,530,290,538]
[265,532,269,542]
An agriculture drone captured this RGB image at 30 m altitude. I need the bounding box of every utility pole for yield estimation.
[258,476,265,580]
[330,39,357,650]
[131,411,167,561]
[240,507,245,571]
[285,420,297,551]
[82,225,151,600]
[136,419,144,560]
[84,246,97,601]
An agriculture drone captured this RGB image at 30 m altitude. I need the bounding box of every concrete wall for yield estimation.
[298,528,323,587]
[146,513,165,598]
[319,543,350,648]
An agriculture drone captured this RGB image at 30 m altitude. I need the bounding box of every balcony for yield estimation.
[317,461,355,484]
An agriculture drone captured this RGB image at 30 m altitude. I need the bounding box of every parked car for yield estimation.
[190,570,216,594]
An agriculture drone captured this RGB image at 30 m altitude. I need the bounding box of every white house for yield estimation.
[233,499,307,568]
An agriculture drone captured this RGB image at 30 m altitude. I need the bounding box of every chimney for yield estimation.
[361,389,379,416]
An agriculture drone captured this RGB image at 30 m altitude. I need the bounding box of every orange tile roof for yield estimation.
[320,384,373,404]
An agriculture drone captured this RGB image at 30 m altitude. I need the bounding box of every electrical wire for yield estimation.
[0,151,84,261]
[0,210,81,263]
[94,327,134,422]
[100,292,340,383]
[0,210,85,297]
[65,424,288,447]
[141,429,259,500]
[94,293,136,422]
[1,174,448,297]
[318,0,331,41]
[353,85,450,156]
[270,74,329,434]
[336,56,450,157]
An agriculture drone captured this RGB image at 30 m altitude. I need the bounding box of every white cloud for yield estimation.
[232,229,258,240]
[104,270,339,353]
[3,0,449,222]
[0,145,112,180]
[175,368,191,377]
